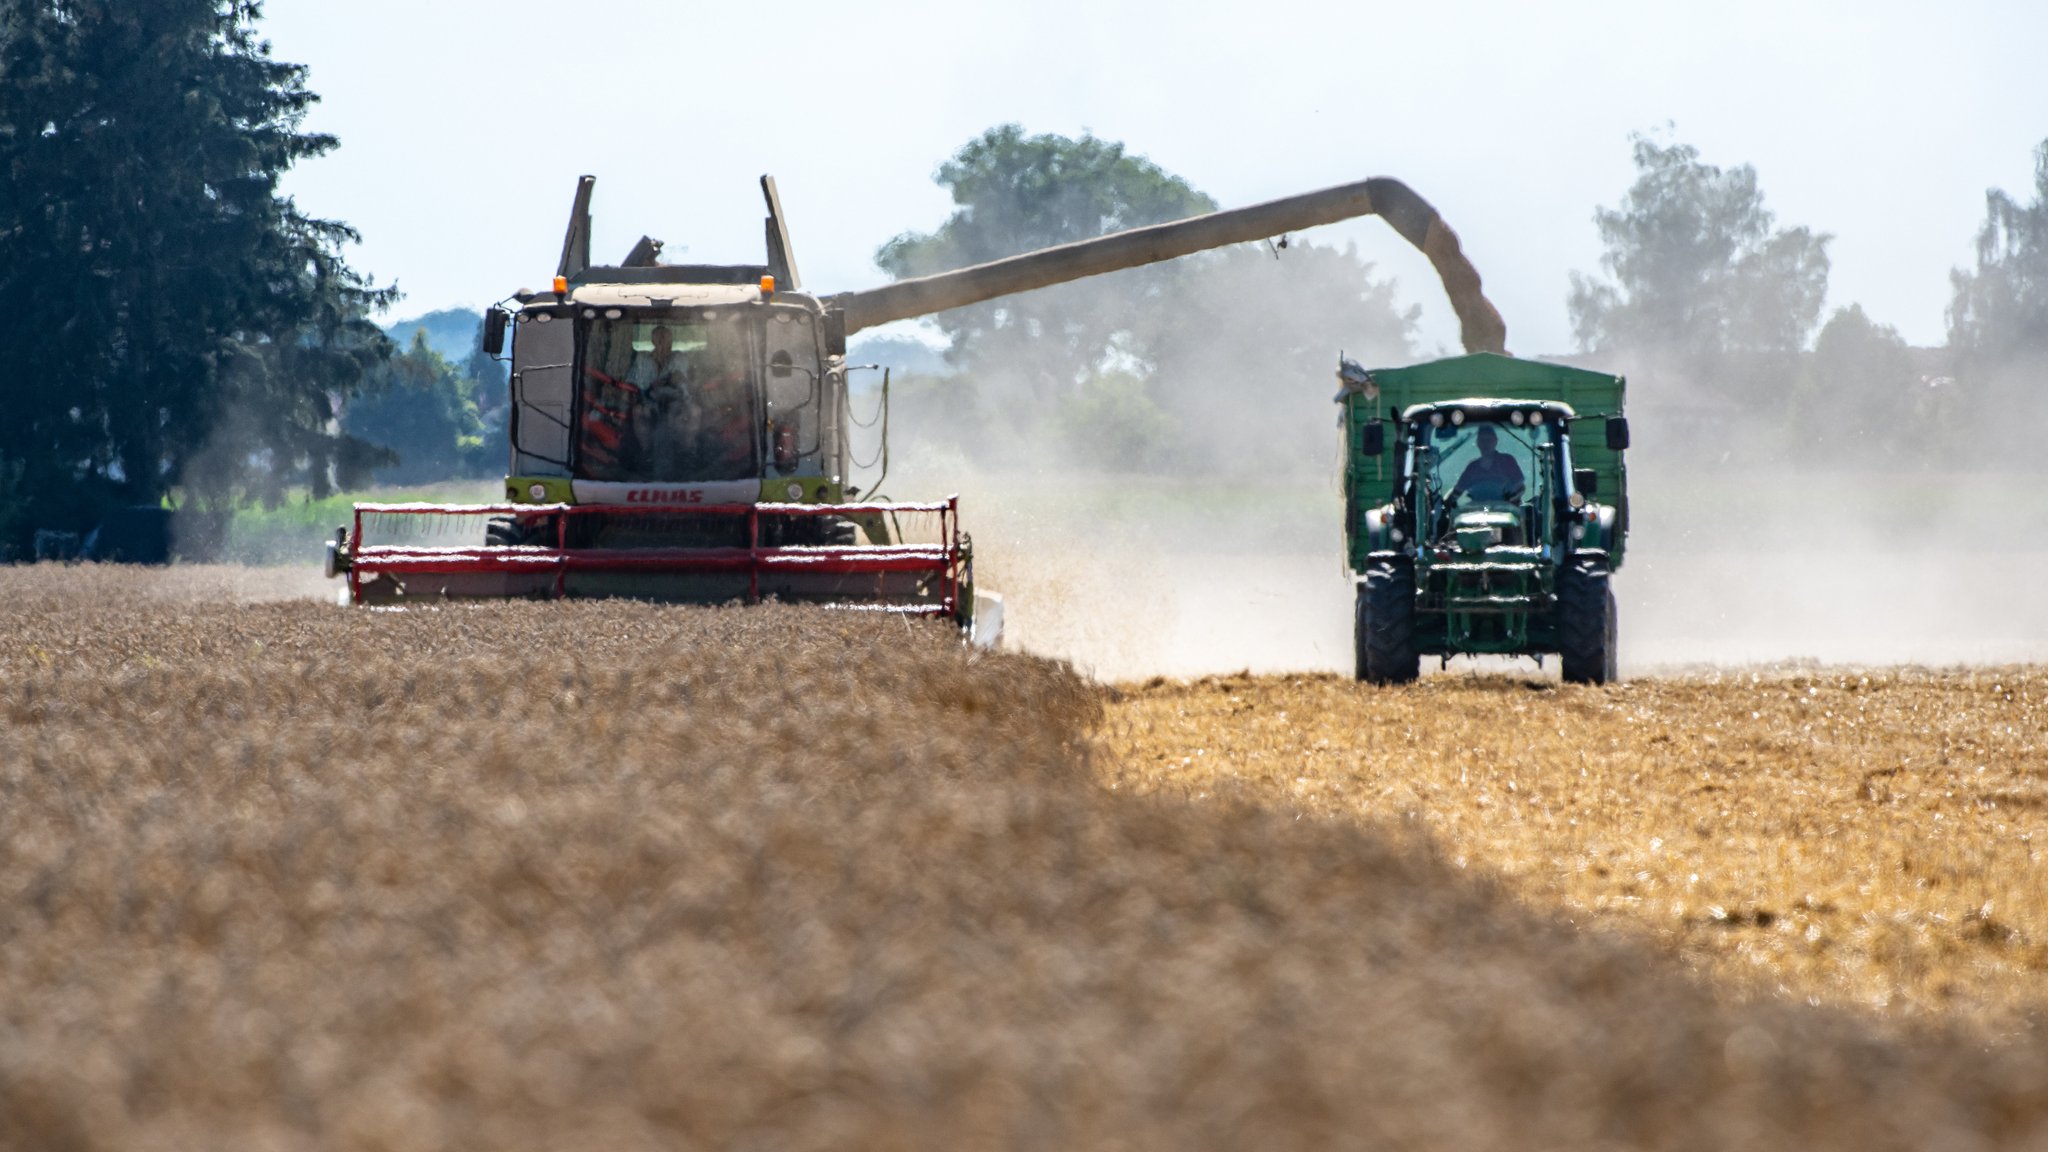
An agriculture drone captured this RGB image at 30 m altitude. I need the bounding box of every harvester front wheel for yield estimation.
[485,516,547,548]
[1557,563,1618,685]
[1357,560,1420,684]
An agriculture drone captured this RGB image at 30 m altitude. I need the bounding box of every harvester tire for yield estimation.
[1358,560,1420,684]
[1557,563,1618,685]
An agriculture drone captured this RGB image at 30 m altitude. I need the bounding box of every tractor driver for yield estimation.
[1448,423,1526,503]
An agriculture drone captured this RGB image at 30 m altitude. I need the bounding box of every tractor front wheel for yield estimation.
[1357,560,1420,684]
[1557,563,1618,685]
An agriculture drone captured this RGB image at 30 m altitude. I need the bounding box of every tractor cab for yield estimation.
[1402,399,1576,557]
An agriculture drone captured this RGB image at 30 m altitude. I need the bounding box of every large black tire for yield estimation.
[1353,583,1368,681]
[1557,563,1618,685]
[1356,560,1420,684]
[485,516,544,548]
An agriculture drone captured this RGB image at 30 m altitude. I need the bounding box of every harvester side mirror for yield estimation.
[822,309,847,357]
[482,307,509,356]
[1573,468,1599,497]
[770,349,794,379]
[1360,422,1384,457]
[1605,416,1631,451]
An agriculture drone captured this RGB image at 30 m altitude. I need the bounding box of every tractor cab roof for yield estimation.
[1400,398,1578,423]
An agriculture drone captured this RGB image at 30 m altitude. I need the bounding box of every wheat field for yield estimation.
[5,566,2048,1150]
[1107,667,2048,1029]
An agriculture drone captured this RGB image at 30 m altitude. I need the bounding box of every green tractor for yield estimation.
[1337,352,1630,684]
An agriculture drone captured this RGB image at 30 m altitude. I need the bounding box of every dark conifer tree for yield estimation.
[0,0,393,548]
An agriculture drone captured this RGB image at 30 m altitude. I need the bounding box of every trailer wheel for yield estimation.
[1358,559,1420,684]
[1558,562,1618,685]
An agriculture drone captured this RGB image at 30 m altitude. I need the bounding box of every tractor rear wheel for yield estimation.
[1557,563,1618,685]
[1357,559,1420,684]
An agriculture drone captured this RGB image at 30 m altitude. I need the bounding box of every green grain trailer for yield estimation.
[1337,352,1630,684]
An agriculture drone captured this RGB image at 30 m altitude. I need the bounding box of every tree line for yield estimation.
[0,1,498,559]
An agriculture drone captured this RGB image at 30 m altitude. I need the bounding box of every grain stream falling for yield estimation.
[5,565,2048,1151]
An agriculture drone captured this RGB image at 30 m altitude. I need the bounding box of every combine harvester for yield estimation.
[325,172,1509,642]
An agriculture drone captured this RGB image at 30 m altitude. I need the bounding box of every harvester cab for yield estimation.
[492,175,852,514]
[1340,353,1630,684]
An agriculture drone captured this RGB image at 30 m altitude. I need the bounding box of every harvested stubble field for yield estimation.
[6,567,2048,1150]
[1108,667,2048,1029]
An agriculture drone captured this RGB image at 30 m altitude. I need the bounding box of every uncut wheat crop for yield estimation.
[7,565,2048,1151]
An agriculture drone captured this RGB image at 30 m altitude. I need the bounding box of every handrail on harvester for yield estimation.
[346,496,963,614]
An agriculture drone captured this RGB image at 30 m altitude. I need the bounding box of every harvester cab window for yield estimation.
[578,316,759,482]
[1431,419,1546,507]
[762,310,821,476]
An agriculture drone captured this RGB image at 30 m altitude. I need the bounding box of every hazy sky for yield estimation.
[263,0,2045,356]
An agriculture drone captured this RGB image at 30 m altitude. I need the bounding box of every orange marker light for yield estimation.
[759,275,776,295]
[552,275,568,294]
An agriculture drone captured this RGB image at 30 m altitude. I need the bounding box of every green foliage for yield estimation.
[219,479,497,563]
[0,453,25,557]
[880,123,1218,275]
[1948,139,2048,425]
[1053,370,1175,470]
[879,124,1219,408]
[387,308,486,362]
[875,126,1414,476]
[343,331,501,485]
[1794,305,1936,460]
[1570,134,1831,368]
[0,0,392,545]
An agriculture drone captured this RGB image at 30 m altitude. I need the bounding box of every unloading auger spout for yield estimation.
[825,176,1508,355]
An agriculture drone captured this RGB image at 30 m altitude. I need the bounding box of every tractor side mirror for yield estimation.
[1573,468,1599,497]
[1605,416,1631,451]
[822,309,847,357]
[1360,422,1384,456]
[481,307,509,356]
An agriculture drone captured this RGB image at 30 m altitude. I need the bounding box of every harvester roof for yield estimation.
[540,281,777,310]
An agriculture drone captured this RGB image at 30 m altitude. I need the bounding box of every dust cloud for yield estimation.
[892,419,2048,683]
